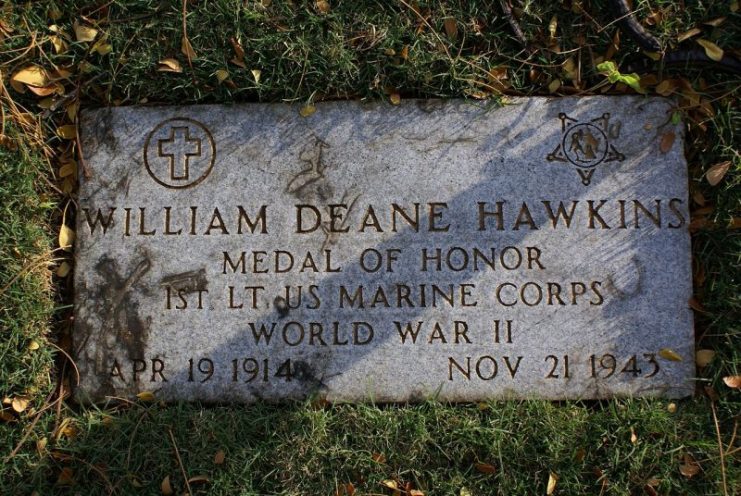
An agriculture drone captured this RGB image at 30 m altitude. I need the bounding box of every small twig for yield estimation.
[498,0,528,47]
[710,400,729,496]
[168,428,192,496]
[182,0,197,87]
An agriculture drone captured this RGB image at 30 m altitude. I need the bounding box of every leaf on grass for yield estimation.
[695,349,715,367]
[251,69,262,84]
[697,39,723,62]
[723,376,741,388]
[705,161,730,186]
[659,132,675,153]
[546,472,558,495]
[389,92,401,105]
[655,79,677,96]
[299,104,316,118]
[548,15,557,39]
[50,34,68,54]
[59,223,75,251]
[372,452,386,463]
[11,396,29,413]
[658,348,682,361]
[0,410,16,423]
[188,475,210,484]
[596,60,642,92]
[704,17,726,27]
[56,261,71,277]
[57,467,74,486]
[57,125,76,139]
[345,482,356,496]
[630,427,638,444]
[92,39,112,56]
[460,487,472,496]
[444,18,458,39]
[73,21,98,42]
[181,36,196,62]
[36,436,48,454]
[157,58,182,73]
[12,66,49,87]
[215,69,230,83]
[677,27,701,43]
[548,79,561,93]
[474,462,497,474]
[316,0,330,13]
[679,455,700,478]
[409,490,424,496]
[28,340,41,351]
[381,480,398,489]
[161,475,173,495]
[214,449,226,464]
[28,83,63,97]
[667,402,677,413]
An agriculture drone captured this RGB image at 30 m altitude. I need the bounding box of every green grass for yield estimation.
[1,0,739,494]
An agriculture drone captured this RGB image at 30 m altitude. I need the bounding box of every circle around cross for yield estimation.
[143,117,215,189]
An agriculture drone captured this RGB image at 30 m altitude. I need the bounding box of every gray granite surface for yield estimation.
[74,97,694,403]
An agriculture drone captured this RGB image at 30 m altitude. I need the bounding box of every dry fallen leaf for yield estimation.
[697,39,723,62]
[548,79,561,93]
[389,92,401,105]
[667,402,677,413]
[677,27,701,43]
[11,396,29,413]
[409,490,424,496]
[28,340,41,351]
[57,125,76,140]
[316,0,330,13]
[215,69,229,83]
[251,69,262,84]
[371,452,386,463]
[679,455,701,478]
[474,462,497,474]
[161,475,173,495]
[12,65,49,87]
[444,18,458,39]
[460,487,472,496]
[695,349,715,368]
[723,375,741,388]
[655,79,677,96]
[705,161,730,186]
[659,131,675,153]
[57,467,74,486]
[299,104,316,118]
[59,223,75,251]
[381,480,398,489]
[136,391,156,401]
[547,471,558,495]
[73,21,98,42]
[214,449,226,465]
[659,348,682,362]
[188,475,210,484]
[181,36,196,62]
[630,427,638,444]
[157,58,183,73]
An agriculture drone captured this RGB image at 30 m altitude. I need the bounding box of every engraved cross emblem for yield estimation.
[157,126,202,180]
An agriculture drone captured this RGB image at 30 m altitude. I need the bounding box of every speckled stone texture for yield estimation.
[74,97,694,403]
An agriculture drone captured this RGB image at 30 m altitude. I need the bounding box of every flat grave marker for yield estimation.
[74,97,694,402]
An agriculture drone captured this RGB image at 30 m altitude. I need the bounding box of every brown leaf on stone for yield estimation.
[658,348,682,362]
[214,449,226,464]
[723,375,741,388]
[659,132,675,153]
[705,161,730,186]
[474,462,497,474]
